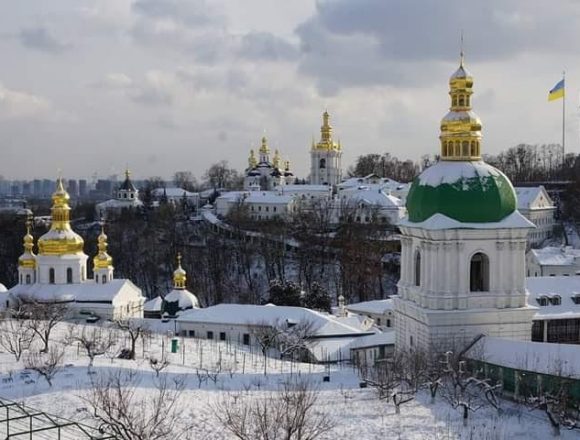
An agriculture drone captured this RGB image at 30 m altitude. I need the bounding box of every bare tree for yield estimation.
[0,317,35,361]
[23,301,68,353]
[149,355,170,378]
[213,379,333,440]
[67,325,116,371]
[251,319,316,375]
[440,351,501,426]
[84,369,195,440]
[24,346,65,387]
[114,319,150,360]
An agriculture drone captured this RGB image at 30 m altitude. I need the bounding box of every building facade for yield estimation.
[515,186,556,247]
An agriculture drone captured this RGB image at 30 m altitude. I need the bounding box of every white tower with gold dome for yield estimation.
[162,253,200,318]
[310,111,342,187]
[394,54,536,352]
[93,224,114,284]
[18,218,37,285]
[36,177,88,285]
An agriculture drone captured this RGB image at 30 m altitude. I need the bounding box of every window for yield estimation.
[470,253,489,292]
[414,251,421,287]
[319,158,326,169]
[536,296,549,306]
[49,268,55,284]
[220,332,226,341]
[550,295,562,306]
[207,331,214,340]
[409,335,414,347]
[386,319,391,328]
[188,330,195,337]
[25,274,31,284]
[67,268,73,284]
[102,274,107,284]
[243,333,250,345]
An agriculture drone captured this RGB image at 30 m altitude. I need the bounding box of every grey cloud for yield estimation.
[18,27,70,53]
[132,0,221,27]
[238,32,299,61]
[295,0,580,91]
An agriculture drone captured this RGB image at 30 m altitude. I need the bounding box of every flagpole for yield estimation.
[562,70,566,165]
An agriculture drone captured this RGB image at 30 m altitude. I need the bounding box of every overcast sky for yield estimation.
[1,0,580,180]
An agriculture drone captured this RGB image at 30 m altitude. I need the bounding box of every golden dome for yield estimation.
[93,225,113,270]
[259,136,270,155]
[18,220,36,269]
[173,253,187,289]
[38,177,85,256]
[248,149,258,168]
[273,149,281,169]
[314,111,340,151]
[439,55,482,161]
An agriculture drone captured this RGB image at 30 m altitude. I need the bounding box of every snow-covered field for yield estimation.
[0,322,574,439]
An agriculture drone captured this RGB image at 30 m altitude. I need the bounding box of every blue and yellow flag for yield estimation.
[548,79,565,101]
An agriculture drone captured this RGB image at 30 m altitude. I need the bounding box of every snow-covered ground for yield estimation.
[0,322,575,439]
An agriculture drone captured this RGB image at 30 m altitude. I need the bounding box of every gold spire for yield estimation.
[18,217,36,269]
[248,149,258,168]
[273,149,281,169]
[259,136,270,155]
[38,176,85,256]
[313,111,340,151]
[439,51,482,161]
[93,224,113,271]
[173,253,186,289]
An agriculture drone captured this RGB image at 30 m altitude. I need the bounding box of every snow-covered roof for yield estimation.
[144,295,163,312]
[527,276,580,320]
[0,283,7,292]
[152,188,199,198]
[245,192,294,204]
[333,314,373,331]
[8,278,144,304]
[176,304,370,337]
[416,160,499,187]
[349,330,396,349]
[340,187,403,209]
[215,191,249,203]
[346,299,394,315]
[279,185,331,192]
[399,211,534,230]
[164,288,200,309]
[515,186,554,211]
[96,198,143,209]
[468,336,580,379]
[529,247,580,267]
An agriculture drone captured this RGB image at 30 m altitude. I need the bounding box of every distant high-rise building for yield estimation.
[22,182,31,196]
[33,180,42,196]
[79,179,88,197]
[67,179,78,197]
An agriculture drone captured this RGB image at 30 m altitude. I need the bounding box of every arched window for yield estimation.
[319,158,326,169]
[25,274,31,284]
[415,251,421,287]
[102,274,107,284]
[458,95,465,107]
[462,141,469,156]
[470,253,489,292]
[67,268,73,284]
[49,268,55,284]
[470,141,476,157]
[452,96,458,107]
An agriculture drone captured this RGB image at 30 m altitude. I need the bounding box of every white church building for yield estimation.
[394,56,537,351]
[8,178,145,320]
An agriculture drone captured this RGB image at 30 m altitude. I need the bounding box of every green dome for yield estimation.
[406,161,516,223]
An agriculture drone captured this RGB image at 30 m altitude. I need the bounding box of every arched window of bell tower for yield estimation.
[319,158,326,169]
[49,268,55,284]
[458,95,465,107]
[470,252,490,292]
[67,268,73,284]
[414,251,421,287]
